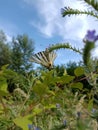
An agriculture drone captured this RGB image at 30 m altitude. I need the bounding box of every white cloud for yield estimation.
[24,0,91,41]
[6,33,12,42]
[24,0,98,63]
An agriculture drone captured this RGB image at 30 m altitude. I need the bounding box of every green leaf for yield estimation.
[42,70,56,85]
[0,104,3,114]
[71,82,83,90]
[1,64,9,70]
[33,107,43,115]
[33,82,49,97]
[74,67,84,76]
[0,77,8,96]
[44,104,56,109]
[13,115,32,130]
[61,75,75,84]
[88,99,93,111]
[77,119,91,130]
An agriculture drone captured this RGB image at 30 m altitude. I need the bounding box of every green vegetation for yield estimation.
[11,34,34,74]
[0,0,98,130]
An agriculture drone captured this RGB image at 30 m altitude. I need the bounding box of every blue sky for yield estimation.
[0,0,98,66]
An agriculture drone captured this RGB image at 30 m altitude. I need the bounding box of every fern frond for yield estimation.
[84,0,98,11]
[48,43,82,54]
[61,7,98,19]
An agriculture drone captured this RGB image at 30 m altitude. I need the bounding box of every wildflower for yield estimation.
[28,124,33,130]
[83,30,98,43]
[28,124,41,130]
[34,126,41,130]
[92,108,97,113]
[56,103,60,108]
[63,120,67,126]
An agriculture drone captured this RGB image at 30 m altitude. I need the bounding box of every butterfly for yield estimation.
[30,49,57,70]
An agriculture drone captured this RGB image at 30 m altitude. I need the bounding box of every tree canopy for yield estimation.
[0,30,12,68]
[11,34,34,73]
[0,31,34,74]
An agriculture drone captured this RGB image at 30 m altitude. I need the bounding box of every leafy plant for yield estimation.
[1,0,98,130]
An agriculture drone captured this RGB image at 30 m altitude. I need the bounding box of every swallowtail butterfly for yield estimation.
[30,49,57,70]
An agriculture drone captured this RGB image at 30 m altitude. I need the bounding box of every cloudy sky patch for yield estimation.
[0,0,98,65]
[24,0,98,42]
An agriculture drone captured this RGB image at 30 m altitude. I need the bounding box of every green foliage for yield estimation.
[74,67,84,77]
[0,65,25,93]
[0,77,8,96]
[0,30,6,42]
[91,109,98,121]
[0,30,12,68]
[70,82,83,90]
[61,6,98,19]
[66,62,80,76]
[48,43,82,54]
[0,63,98,130]
[54,65,67,76]
[84,0,98,11]
[0,65,10,96]
[11,68,97,130]
[0,30,35,74]
[83,41,95,67]
[1,1,98,130]
[13,115,32,130]
[11,34,34,73]
[0,41,12,68]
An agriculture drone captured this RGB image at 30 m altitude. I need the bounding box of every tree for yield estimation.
[66,62,78,76]
[0,30,6,42]
[0,30,12,68]
[11,34,34,74]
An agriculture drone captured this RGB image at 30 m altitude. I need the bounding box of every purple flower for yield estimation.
[28,125,41,130]
[56,103,60,108]
[84,30,98,43]
[28,124,33,130]
[92,108,97,113]
[34,126,41,130]
[63,120,67,126]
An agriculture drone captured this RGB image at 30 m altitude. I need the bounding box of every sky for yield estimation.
[0,0,98,67]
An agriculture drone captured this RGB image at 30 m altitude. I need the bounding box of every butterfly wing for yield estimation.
[30,50,57,69]
[30,51,49,67]
[48,51,57,63]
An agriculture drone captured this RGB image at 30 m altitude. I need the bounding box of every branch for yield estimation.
[48,43,82,54]
[61,7,98,19]
[84,0,98,11]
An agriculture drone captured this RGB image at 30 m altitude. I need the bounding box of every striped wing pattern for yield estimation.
[30,50,57,69]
